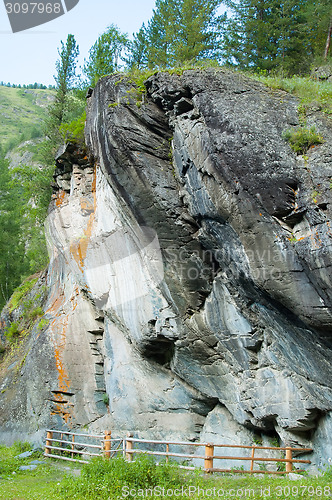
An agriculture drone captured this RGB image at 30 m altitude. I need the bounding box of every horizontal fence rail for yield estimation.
[44,429,312,474]
[124,434,312,475]
[44,429,123,464]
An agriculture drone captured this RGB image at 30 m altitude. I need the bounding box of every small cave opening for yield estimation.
[139,336,176,367]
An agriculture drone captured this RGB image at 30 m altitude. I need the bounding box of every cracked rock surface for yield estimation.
[0,69,331,471]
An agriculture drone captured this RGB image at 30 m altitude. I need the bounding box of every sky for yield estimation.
[0,0,158,85]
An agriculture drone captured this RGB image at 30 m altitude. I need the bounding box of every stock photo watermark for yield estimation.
[120,484,332,498]
[4,0,79,33]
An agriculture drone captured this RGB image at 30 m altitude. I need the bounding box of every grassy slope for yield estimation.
[0,453,331,500]
[0,86,54,151]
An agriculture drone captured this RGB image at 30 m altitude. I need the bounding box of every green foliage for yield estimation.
[55,455,184,499]
[282,126,324,154]
[0,152,28,308]
[323,465,332,479]
[253,434,263,445]
[37,318,50,331]
[59,111,86,144]
[50,34,80,128]
[0,441,32,476]
[222,0,332,75]
[45,34,80,158]
[8,277,38,312]
[83,25,130,86]
[28,307,44,321]
[4,322,21,341]
[0,148,48,310]
[129,0,224,70]
[0,86,53,152]
[252,75,332,115]
[102,393,109,405]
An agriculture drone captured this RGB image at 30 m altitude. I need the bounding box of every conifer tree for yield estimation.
[222,0,331,74]
[83,25,129,86]
[130,0,224,69]
[51,34,79,128]
[0,151,28,308]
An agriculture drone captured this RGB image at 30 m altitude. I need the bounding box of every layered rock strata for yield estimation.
[0,69,331,470]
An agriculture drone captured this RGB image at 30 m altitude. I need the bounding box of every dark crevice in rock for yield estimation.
[139,336,176,367]
[51,390,75,397]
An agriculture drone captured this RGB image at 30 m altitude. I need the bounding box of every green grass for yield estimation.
[0,86,54,151]
[52,456,332,500]
[0,443,80,499]
[250,74,332,115]
[282,126,325,154]
[0,446,331,500]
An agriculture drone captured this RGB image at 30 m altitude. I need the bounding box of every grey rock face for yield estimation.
[0,69,331,471]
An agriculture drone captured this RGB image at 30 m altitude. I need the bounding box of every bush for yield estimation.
[282,126,324,154]
[4,321,20,341]
[8,277,38,311]
[27,306,44,321]
[59,111,86,145]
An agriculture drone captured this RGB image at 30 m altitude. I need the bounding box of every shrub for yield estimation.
[4,321,20,341]
[8,277,38,311]
[37,318,49,331]
[102,393,109,405]
[282,126,324,154]
[59,111,86,145]
[28,306,44,321]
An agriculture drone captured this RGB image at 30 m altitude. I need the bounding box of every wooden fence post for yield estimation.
[285,447,293,473]
[104,431,112,459]
[204,444,214,472]
[166,443,169,463]
[45,431,53,455]
[71,434,75,459]
[126,432,133,461]
[250,446,255,472]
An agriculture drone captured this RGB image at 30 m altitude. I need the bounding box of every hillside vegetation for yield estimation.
[0,87,54,152]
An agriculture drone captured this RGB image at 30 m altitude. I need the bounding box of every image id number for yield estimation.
[5,3,62,14]
[276,485,331,496]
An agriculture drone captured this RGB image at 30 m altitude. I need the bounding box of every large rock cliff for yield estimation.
[1,68,331,471]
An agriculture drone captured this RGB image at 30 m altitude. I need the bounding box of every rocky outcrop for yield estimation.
[0,68,331,471]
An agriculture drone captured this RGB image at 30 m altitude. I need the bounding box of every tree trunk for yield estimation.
[324,15,332,60]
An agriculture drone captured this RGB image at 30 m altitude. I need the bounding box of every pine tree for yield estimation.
[223,0,331,74]
[0,151,28,309]
[83,25,129,86]
[175,0,224,63]
[130,0,224,69]
[304,0,332,61]
[44,33,79,166]
[129,25,149,70]
[51,34,79,128]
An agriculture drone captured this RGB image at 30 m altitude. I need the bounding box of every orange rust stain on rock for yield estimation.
[80,198,94,213]
[50,401,73,424]
[53,314,71,393]
[55,190,66,207]
[70,166,98,273]
[46,289,79,421]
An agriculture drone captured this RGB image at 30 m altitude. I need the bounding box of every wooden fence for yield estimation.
[44,429,312,474]
[44,429,123,464]
[124,435,312,474]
